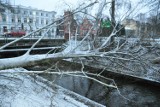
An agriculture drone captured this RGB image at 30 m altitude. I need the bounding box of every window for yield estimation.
[17,9,21,14]
[30,11,32,15]
[46,20,48,25]
[36,18,39,24]
[41,19,44,24]
[11,16,15,23]
[41,13,43,16]
[11,27,16,31]
[2,15,6,22]
[24,18,27,23]
[3,26,7,32]
[52,29,54,33]
[18,17,21,23]
[29,18,33,23]
[11,27,14,30]
[46,13,48,17]
[24,11,27,15]
[11,9,15,13]
[36,12,39,15]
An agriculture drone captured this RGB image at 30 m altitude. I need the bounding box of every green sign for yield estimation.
[101,20,111,28]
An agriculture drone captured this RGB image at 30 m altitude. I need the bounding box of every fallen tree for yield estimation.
[1,1,160,107]
[0,0,160,103]
[0,0,160,80]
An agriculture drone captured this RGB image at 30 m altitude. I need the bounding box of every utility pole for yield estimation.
[110,0,115,47]
[111,0,115,26]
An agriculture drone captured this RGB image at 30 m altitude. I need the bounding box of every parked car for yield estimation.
[3,30,26,37]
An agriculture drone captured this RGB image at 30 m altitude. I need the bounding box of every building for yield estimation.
[0,5,56,36]
[56,11,77,39]
[63,11,77,39]
[122,18,155,37]
[121,19,139,37]
[80,17,94,36]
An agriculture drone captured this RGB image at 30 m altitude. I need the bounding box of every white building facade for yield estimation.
[0,5,56,37]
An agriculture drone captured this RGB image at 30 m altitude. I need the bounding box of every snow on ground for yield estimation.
[0,68,105,107]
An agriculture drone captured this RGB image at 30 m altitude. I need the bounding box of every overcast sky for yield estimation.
[11,0,79,11]
[9,0,149,19]
[10,0,142,11]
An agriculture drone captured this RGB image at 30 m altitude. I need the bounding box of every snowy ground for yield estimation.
[0,68,105,107]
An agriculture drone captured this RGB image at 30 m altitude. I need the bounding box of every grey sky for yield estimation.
[11,0,143,11]
[10,0,149,19]
[11,0,79,11]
